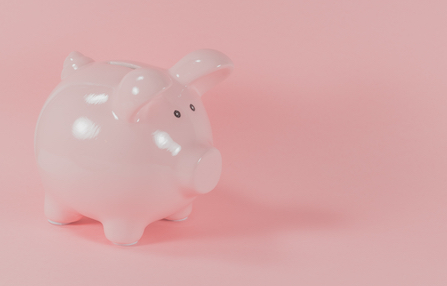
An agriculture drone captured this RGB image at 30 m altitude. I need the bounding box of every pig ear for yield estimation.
[61,51,94,80]
[113,68,171,122]
[168,49,233,96]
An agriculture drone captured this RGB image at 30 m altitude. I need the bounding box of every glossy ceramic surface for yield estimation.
[35,49,233,245]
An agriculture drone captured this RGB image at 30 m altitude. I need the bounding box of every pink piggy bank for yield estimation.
[35,49,233,245]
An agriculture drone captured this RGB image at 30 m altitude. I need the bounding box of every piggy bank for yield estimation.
[35,49,233,245]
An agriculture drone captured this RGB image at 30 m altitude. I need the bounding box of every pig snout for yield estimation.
[152,130,222,194]
[192,147,222,194]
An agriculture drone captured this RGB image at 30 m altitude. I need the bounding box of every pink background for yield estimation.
[1,0,447,285]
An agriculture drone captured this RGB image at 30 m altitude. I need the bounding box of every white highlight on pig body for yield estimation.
[108,61,140,69]
[84,93,109,104]
[152,130,181,156]
[72,117,101,140]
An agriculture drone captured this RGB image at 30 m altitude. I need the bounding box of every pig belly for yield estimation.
[37,149,194,224]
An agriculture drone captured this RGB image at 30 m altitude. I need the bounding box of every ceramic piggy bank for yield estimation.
[35,49,233,245]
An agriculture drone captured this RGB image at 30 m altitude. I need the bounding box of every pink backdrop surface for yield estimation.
[1,0,446,285]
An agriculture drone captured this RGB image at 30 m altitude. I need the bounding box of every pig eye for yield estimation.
[190,104,195,111]
[174,110,181,118]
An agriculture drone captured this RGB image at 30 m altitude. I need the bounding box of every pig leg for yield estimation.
[45,193,82,225]
[102,219,146,246]
[164,204,193,221]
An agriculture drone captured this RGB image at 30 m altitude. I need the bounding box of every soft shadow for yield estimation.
[71,217,99,226]
[130,183,349,262]
[64,184,349,262]
[140,186,346,245]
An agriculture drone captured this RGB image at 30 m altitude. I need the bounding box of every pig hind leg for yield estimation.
[164,203,193,222]
[45,193,82,225]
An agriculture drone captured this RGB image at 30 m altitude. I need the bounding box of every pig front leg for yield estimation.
[45,193,82,225]
[164,204,193,222]
[102,219,146,246]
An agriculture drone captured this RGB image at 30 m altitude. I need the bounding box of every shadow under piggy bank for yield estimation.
[64,182,347,263]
